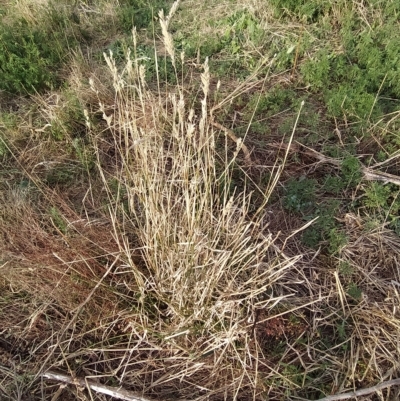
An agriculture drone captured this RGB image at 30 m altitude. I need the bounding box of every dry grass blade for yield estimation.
[211,119,254,166]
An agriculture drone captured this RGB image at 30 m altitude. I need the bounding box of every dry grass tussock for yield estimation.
[1,2,400,400]
[79,23,302,399]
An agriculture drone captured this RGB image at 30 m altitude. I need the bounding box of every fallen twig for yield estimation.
[274,142,400,187]
[362,168,400,186]
[315,377,400,401]
[43,370,154,401]
[211,119,254,166]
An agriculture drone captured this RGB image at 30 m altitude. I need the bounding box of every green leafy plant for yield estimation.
[363,182,392,209]
[301,48,331,90]
[304,6,400,125]
[49,206,67,234]
[323,174,345,195]
[44,163,80,187]
[327,227,347,255]
[72,138,95,171]
[301,200,341,250]
[178,9,265,77]
[48,94,86,141]
[338,261,354,276]
[269,0,332,22]
[283,177,317,214]
[361,182,400,234]
[341,155,362,188]
[283,178,344,250]
[243,86,298,121]
[223,10,265,49]
[347,282,362,301]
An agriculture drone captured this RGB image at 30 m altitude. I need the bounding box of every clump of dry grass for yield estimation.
[77,7,302,398]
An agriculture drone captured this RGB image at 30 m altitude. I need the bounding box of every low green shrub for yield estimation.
[299,2,400,127]
[283,177,317,214]
[269,0,332,22]
[0,26,60,93]
[0,3,84,94]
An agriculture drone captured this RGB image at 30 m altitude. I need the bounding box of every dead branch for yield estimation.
[275,142,400,187]
[42,370,154,401]
[314,377,400,401]
[211,119,255,166]
[362,168,400,186]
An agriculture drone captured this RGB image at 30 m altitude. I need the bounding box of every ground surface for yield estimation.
[1,1,400,400]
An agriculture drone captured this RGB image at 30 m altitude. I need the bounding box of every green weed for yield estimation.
[119,0,171,33]
[280,363,304,389]
[301,48,331,90]
[301,200,342,251]
[361,182,400,234]
[269,0,332,21]
[0,27,58,93]
[338,261,354,276]
[340,155,362,188]
[243,86,298,122]
[347,282,362,301]
[72,138,95,171]
[299,2,400,129]
[327,227,347,255]
[49,206,67,234]
[105,38,133,64]
[50,94,86,141]
[283,178,345,251]
[44,163,81,187]
[283,177,317,214]
[323,174,345,195]
[177,9,265,78]
[363,182,394,209]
